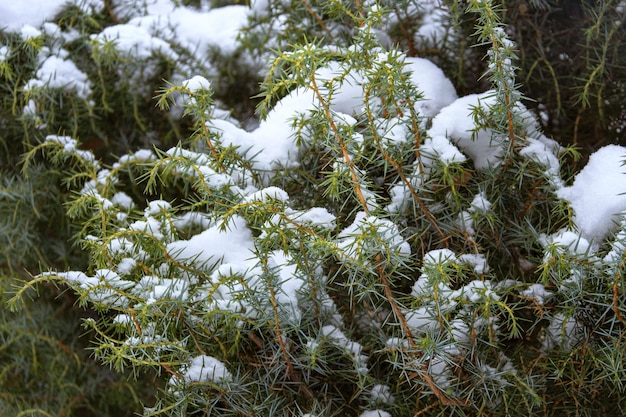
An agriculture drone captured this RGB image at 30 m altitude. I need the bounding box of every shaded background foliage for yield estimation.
[505,0,626,156]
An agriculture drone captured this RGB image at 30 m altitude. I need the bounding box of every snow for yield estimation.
[458,253,489,275]
[542,313,582,352]
[137,276,189,304]
[113,313,132,325]
[3,0,462,186]
[369,384,395,404]
[360,411,391,417]
[428,353,455,389]
[422,135,467,166]
[469,192,492,213]
[182,75,211,92]
[405,306,439,333]
[243,187,290,204]
[117,258,137,275]
[428,92,503,170]
[415,1,450,44]
[428,90,562,175]
[321,325,369,374]
[91,24,177,60]
[45,135,97,164]
[457,280,500,303]
[24,55,92,100]
[166,215,255,269]
[209,117,299,176]
[37,269,134,308]
[20,25,42,39]
[423,248,457,266]
[288,207,336,228]
[557,145,626,243]
[405,57,458,117]
[449,319,471,344]
[521,283,552,306]
[131,4,248,56]
[129,217,166,240]
[542,229,592,256]
[111,192,134,210]
[520,136,563,188]
[337,211,411,264]
[164,146,236,189]
[180,355,232,385]
[0,1,67,31]
[145,200,172,215]
[223,54,458,177]
[116,149,156,166]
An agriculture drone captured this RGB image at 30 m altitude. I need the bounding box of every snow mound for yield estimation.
[557,145,626,243]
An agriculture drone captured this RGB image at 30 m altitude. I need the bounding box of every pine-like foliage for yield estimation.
[0,275,158,417]
[504,0,626,153]
[3,1,626,417]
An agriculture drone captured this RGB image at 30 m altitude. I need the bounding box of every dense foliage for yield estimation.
[2,1,626,416]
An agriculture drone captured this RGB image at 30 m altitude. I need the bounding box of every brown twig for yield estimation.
[103,0,119,24]
[394,6,418,56]
[363,87,446,240]
[310,75,371,215]
[378,254,468,407]
[267,278,299,383]
[613,279,626,324]
[300,0,334,41]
